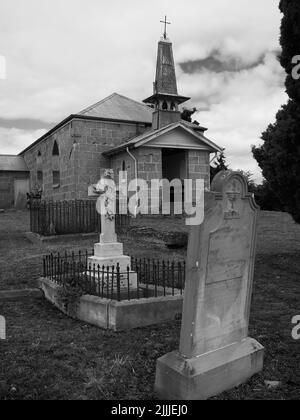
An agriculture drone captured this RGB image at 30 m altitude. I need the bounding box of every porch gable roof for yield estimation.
[103,120,224,157]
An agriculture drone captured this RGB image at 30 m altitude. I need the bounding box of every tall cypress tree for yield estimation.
[252,0,300,223]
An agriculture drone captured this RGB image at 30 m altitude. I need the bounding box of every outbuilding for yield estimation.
[0,155,30,209]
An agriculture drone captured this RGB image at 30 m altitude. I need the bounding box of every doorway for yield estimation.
[14,179,30,209]
[161,148,186,213]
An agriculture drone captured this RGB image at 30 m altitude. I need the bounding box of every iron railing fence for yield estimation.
[131,257,185,295]
[43,251,186,301]
[30,199,130,236]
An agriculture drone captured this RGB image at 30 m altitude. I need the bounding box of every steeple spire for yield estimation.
[143,23,190,130]
[154,34,178,96]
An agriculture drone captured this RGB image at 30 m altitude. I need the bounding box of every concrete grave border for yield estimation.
[38,277,183,331]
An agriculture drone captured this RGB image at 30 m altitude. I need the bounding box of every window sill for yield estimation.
[53,184,60,189]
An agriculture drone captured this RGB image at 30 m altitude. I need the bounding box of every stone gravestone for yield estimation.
[88,169,137,290]
[155,171,264,400]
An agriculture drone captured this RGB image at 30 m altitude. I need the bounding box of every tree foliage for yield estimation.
[181,107,200,125]
[210,152,228,180]
[252,0,300,223]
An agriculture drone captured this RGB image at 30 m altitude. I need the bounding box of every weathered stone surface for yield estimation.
[94,242,124,258]
[155,170,264,400]
[88,175,136,278]
[155,338,264,400]
[38,277,183,331]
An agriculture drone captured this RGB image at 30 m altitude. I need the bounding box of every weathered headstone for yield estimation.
[88,170,137,289]
[155,171,264,400]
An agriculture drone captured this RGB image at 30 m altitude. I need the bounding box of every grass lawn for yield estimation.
[0,210,300,400]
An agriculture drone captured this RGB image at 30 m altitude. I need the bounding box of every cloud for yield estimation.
[0,127,47,155]
[179,50,273,74]
[189,53,288,182]
[0,0,286,182]
[0,117,52,130]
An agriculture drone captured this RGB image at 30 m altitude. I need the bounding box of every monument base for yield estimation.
[88,241,131,271]
[88,255,131,272]
[87,268,138,290]
[94,242,124,258]
[155,337,264,400]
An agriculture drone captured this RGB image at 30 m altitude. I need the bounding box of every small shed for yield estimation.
[0,155,30,209]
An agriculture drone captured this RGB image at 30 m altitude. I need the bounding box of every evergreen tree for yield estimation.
[181,107,200,125]
[252,0,300,223]
[210,151,228,180]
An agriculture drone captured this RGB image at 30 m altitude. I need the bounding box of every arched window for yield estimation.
[37,151,43,188]
[162,100,168,110]
[52,141,59,156]
[170,102,176,111]
[52,141,60,188]
[52,171,60,187]
[37,151,42,167]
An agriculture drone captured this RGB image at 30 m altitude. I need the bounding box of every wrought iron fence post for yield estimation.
[127,265,130,301]
[117,264,121,302]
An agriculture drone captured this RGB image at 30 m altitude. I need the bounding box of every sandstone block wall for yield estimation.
[22,118,149,201]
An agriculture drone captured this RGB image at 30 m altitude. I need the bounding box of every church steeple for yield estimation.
[143,17,190,130]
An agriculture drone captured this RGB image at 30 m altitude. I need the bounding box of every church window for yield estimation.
[37,171,43,188]
[170,102,176,111]
[37,151,42,168]
[53,171,60,188]
[162,100,168,110]
[52,141,60,188]
[52,141,59,156]
[36,151,43,189]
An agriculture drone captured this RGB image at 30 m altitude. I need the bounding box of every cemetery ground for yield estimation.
[0,210,300,400]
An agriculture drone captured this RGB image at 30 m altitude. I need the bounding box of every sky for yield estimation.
[0,0,287,183]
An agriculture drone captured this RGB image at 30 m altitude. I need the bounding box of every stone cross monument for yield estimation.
[88,170,136,287]
[89,169,118,244]
[155,171,264,400]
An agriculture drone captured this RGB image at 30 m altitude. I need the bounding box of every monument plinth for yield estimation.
[155,171,264,400]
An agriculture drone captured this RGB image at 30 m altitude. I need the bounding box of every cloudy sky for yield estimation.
[0,0,287,182]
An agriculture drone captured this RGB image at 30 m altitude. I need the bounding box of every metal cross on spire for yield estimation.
[160,15,171,39]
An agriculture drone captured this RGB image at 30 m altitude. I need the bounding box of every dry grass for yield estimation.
[0,210,299,400]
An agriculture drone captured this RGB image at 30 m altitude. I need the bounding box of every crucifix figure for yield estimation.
[88,169,117,244]
[160,15,171,39]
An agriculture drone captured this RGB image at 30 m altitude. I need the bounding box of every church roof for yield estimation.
[19,93,153,155]
[0,155,29,171]
[103,120,223,156]
[78,93,153,123]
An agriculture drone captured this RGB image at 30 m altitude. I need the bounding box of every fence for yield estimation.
[43,251,186,301]
[30,199,130,236]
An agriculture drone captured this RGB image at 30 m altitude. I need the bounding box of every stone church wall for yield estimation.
[23,121,76,201]
[22,118,150,201]
[187,150,210,189]
[74,119,149,199]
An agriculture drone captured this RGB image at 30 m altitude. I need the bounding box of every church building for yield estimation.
[19,28,223,202]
